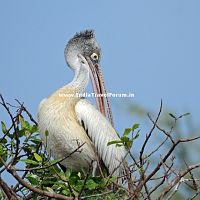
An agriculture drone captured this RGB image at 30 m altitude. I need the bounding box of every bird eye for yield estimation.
[90,53,99,61]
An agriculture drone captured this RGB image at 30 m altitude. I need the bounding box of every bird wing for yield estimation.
[75,98,127,177]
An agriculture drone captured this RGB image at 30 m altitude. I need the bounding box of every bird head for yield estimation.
[64,29,101,71]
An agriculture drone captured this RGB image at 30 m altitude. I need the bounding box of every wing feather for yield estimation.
[75,99,127,177]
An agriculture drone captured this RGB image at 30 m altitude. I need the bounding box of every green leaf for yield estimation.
[69,172,80,184]
[179,112,190,119]
[107,140,123,146]
[61,189,70,196]
[169,113,176,119]
[132,123,139,130]
[7,133,14,139]
[41,178,57,187]
[31,125,38,133]
[1,121,7,134]
[20,159,39,165]
[0,145,4,155]
[18,129,26,137]
[91,176,105,186]
[0,145,8,167]
[23,144,37,153]
[26,174,39,185]
[74,180,84,191]
[133,132,140,140]
[120,136,130,142]
[33,153,42,162]
[10,140,15,147]
[45,130,49,137]
[86,179,98,190]
[65,169,72,178]
[30,137,41,145]
[46,187,54,193]
[19,116,34,132]
[50,158,61,165]
[183,112,190,116]
[1,138,7,144]
[123,128,132,136]
[19,115,26,128]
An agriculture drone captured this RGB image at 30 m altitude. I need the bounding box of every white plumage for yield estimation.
[38,30,127,179]
[75,99,126,176]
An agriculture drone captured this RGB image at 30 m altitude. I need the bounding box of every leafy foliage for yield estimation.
[0,96,200,200]
[108,123,140,149]
[0,96,127,199]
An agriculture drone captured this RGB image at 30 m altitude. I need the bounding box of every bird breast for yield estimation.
[37,87,96,171]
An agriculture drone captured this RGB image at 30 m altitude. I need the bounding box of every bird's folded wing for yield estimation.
[75,98,127,177]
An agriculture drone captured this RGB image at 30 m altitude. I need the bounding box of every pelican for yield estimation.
[38,30,127,179]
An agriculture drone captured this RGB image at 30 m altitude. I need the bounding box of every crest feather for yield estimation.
[72,29,95,40]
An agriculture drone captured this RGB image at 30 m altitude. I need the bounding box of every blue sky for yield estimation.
[0,0,200,190]
[0,1,199,140]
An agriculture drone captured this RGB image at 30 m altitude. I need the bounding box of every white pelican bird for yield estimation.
[38,30,126,179]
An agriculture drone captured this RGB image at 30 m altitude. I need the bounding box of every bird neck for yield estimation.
[69,65,89,94]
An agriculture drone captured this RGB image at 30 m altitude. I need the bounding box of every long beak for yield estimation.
[86,57,114,127]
